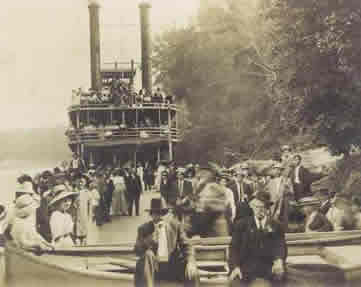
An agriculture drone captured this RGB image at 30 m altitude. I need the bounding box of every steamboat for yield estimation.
[65,1,183,169]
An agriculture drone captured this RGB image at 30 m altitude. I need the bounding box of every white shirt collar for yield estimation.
[254,216,267,229]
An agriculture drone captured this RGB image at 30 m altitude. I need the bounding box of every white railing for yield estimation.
[66,127,181,144]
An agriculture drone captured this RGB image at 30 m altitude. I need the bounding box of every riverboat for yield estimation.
[5,230,361,287]
[65,1,183,169]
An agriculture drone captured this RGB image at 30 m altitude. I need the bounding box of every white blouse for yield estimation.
[50,210,74,247]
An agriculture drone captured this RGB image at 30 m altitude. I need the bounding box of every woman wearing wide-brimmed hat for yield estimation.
[49,185,78,248]
[10,194,53,251]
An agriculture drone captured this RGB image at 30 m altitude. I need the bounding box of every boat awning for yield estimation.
[84,137,166,148]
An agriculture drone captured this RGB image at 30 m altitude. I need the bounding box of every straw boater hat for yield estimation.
[281,145,291,152]
[15,194,39,219]
[49,189,78,207]
[295,197,321,208]
[272,162,285,169]
[177,167,186,175]
[145,198,169,215]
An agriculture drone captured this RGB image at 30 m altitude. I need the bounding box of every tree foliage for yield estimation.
[264,0,361,155]
[153,0,361,163]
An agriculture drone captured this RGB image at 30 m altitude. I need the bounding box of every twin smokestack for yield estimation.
[88,1,152,93]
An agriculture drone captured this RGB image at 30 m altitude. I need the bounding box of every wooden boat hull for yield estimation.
[5,231,361,287]
[5,244,135,287]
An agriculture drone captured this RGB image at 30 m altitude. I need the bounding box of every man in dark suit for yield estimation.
[228,165,254,222]
[134,198,199,287]
[126,169,143,216]
[291,155,313,201]
[229,191,287,286]
[175,169,194,202]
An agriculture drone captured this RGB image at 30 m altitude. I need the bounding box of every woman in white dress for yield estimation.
[87,181,100,244]
[74,178,90,246]
[112,169,128,216]
[49,186,77,248]
[10,194,52,251]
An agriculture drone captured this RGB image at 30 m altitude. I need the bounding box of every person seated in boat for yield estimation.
[298,197,333,233]
[10,194,53,251]
[229,191,287,287]
[134,198,199,287]
[326,193,354,231]
[49,187,78,248]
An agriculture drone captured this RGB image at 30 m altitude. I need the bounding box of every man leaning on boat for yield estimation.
[229,191,287,287]
[134,198,200,287]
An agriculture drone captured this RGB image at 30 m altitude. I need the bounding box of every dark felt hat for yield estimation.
[145,198,169,214]
[249,191,273,207]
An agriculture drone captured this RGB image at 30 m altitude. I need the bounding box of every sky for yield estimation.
[0,0,199,130]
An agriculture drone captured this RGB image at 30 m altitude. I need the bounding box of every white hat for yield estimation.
[272,162,284,169]
[49,191,78,207]
[16,181,35,195]
[281,145,291,151]
[15,194,39,218]
[240,162,249,169]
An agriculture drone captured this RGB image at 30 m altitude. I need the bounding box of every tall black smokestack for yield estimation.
[139,2,152,94]
[88,1,102,92]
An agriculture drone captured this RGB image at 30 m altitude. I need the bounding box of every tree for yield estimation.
[263,0,361,155]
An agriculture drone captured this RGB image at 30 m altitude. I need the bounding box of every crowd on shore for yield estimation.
[2,144,361,253]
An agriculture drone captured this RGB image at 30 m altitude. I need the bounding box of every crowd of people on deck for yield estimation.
[72,81,174,107]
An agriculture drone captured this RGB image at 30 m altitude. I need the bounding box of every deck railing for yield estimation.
[66,127,182,144]
[68,102,181,112]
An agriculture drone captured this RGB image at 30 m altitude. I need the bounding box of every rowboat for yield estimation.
[5,230,361,287]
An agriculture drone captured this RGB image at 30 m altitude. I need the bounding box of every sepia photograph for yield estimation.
[1,0,361,286]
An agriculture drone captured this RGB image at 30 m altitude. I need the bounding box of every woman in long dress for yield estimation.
[112,169,128,216]
[74,178,90,246]
[87,181,100,244]
[49,186,77,248]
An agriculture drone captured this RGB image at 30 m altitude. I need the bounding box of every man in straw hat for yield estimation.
[134,198,199,287]
[266,162,293,231]
[229,191,287,287]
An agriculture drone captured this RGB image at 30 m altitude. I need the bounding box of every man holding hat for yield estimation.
[229,191,287,287]
[134,198,199,287]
